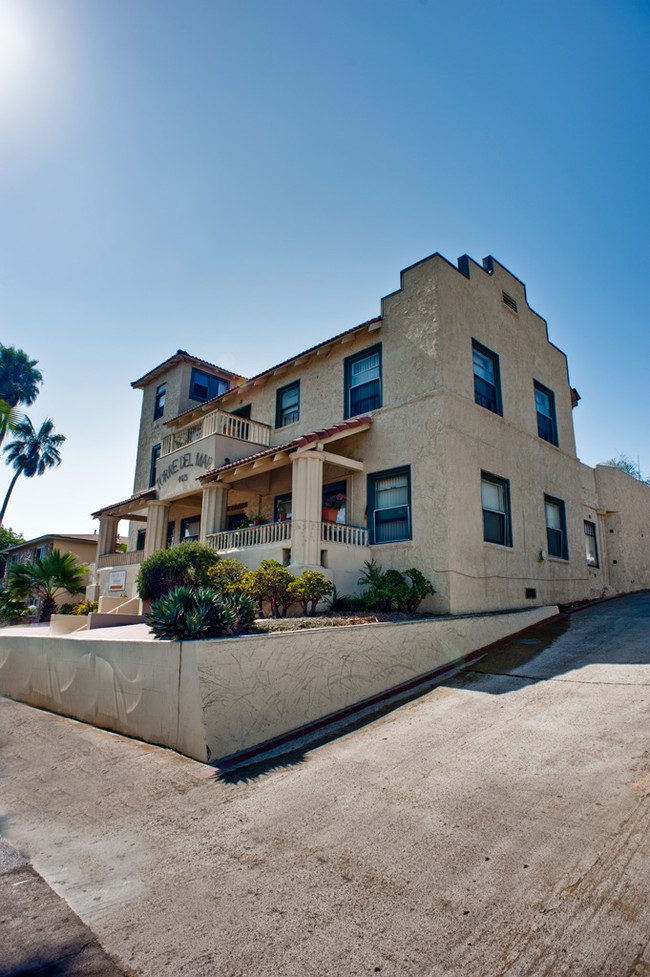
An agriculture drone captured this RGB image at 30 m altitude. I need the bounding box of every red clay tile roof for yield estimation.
[91,488,156,519]
[166,316,382,426]
[199,417,372,481]
[131,350,242,389]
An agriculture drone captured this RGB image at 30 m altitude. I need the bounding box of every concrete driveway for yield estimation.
[1,593,649,976]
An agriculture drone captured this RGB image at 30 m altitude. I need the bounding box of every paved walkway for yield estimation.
[1,593,649,976]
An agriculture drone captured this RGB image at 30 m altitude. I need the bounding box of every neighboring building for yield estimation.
[89,252,650,612]
[1,533,125,609]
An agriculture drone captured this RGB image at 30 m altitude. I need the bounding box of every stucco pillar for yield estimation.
[144,501,171,558]
[97,516,118,557]
[200,482,230,542]
[290,451,325,567]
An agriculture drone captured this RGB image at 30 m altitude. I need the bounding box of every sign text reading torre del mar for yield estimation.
[156,451,213,490]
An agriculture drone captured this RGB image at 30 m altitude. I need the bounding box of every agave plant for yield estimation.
[146,587,256,641]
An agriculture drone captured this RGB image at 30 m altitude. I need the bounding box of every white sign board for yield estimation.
[108,570,127,592]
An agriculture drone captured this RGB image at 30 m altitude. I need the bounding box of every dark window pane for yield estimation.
[474,376,497,413]
[537,412,555,443]
[350,379,381,415]
[547,527,562,558]
[375,505,410,543]
[483,510,505,545]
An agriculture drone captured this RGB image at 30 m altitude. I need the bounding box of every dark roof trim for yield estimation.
[131,350,243,390]
[199,417,372,481]
[92,488,156,519]
[166,316,382,426]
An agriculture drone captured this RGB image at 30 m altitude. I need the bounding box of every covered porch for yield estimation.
[91,419,372,598]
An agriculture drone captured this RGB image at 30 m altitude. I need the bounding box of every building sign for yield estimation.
[156,450,213,491]
[108,570,127,592]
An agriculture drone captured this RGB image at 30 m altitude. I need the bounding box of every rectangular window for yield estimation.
[149,443,161,488]
[584,520,599,567]
[545,495,568,560]
[535,381,558,446]
[275,380,300,428]
[481,472,512,546]
[166,521,175,548]
[180,516,200,542]
[136,529,146,551]
[274,493,293,522]
[368,466,411,544]
[153,382,166,420]
[472,341,502,415]
[345,344,382,419]
[189,368,228,402]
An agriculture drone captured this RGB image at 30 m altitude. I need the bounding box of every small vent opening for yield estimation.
[502,291,518,313]
[525,588,537,600]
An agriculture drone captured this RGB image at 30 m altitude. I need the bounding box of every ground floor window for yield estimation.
[545,495,568,559]
[481,472,512,546]
[584,520,599,567]
[368,467,411,544]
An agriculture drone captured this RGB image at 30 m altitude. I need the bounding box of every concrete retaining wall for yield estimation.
[0,606,556,763]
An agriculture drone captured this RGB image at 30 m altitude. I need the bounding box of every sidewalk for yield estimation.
[0,839,127,977]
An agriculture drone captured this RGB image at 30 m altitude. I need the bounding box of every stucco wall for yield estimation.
[0,605,556,762]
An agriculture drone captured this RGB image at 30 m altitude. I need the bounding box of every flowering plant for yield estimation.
[324,493,346,510]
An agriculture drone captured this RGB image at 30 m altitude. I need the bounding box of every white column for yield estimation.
[144,502,170,558]
[97,516,118,556]
[290,451,325,567]
[200,482,230,542]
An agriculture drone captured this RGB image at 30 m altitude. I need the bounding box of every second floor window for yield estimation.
[276,381,300,428]
[472,340,502,415]
[190,368,228,402]
[345,345,382,419]
[154,383,166,420]
[535,381,558,446]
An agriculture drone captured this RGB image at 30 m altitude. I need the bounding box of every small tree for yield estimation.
[8,550,87,622]
[600,453,650,486]
[288,570,334,616]
[207,558,249,595]
[243,560,296,618]
[137,541,221,601]
[0,525,24,576]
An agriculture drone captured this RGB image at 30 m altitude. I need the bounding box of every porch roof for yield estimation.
[91,488,156,520]
[198,417,372,483]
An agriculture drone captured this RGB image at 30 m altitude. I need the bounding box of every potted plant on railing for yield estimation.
[276,500,288,522]
[322,494,346,523]
[250,514,268,527]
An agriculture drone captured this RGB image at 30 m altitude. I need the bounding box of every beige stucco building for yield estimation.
[90,252,650,613]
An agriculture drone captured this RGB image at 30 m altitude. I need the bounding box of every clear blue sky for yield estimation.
[1,0,649,539]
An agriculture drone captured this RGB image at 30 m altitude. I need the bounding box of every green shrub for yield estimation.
[0,588,25,623]
[58,603,76,615]
[242,560,296,618]
[206,558,249,595]
[137,542,221,601]
[146,586,256,640]
[287,570,334,616]
[358,560,435,613]
[73,599,99,615]
[326,587,369,613]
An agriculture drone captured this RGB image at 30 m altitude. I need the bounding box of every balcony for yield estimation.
[161,409,272,458]
[204,520,369,566]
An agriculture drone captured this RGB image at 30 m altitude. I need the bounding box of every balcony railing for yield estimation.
[321,522,369,547]
[161,409,272,457]
[206,520,292,551]
[206,520,369,553]
[98,550,146,569]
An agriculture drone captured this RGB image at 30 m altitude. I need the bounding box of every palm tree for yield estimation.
[8,549,87,621]
[0,418,65,525]
[0,345,42,408]
[0,398,23,448]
